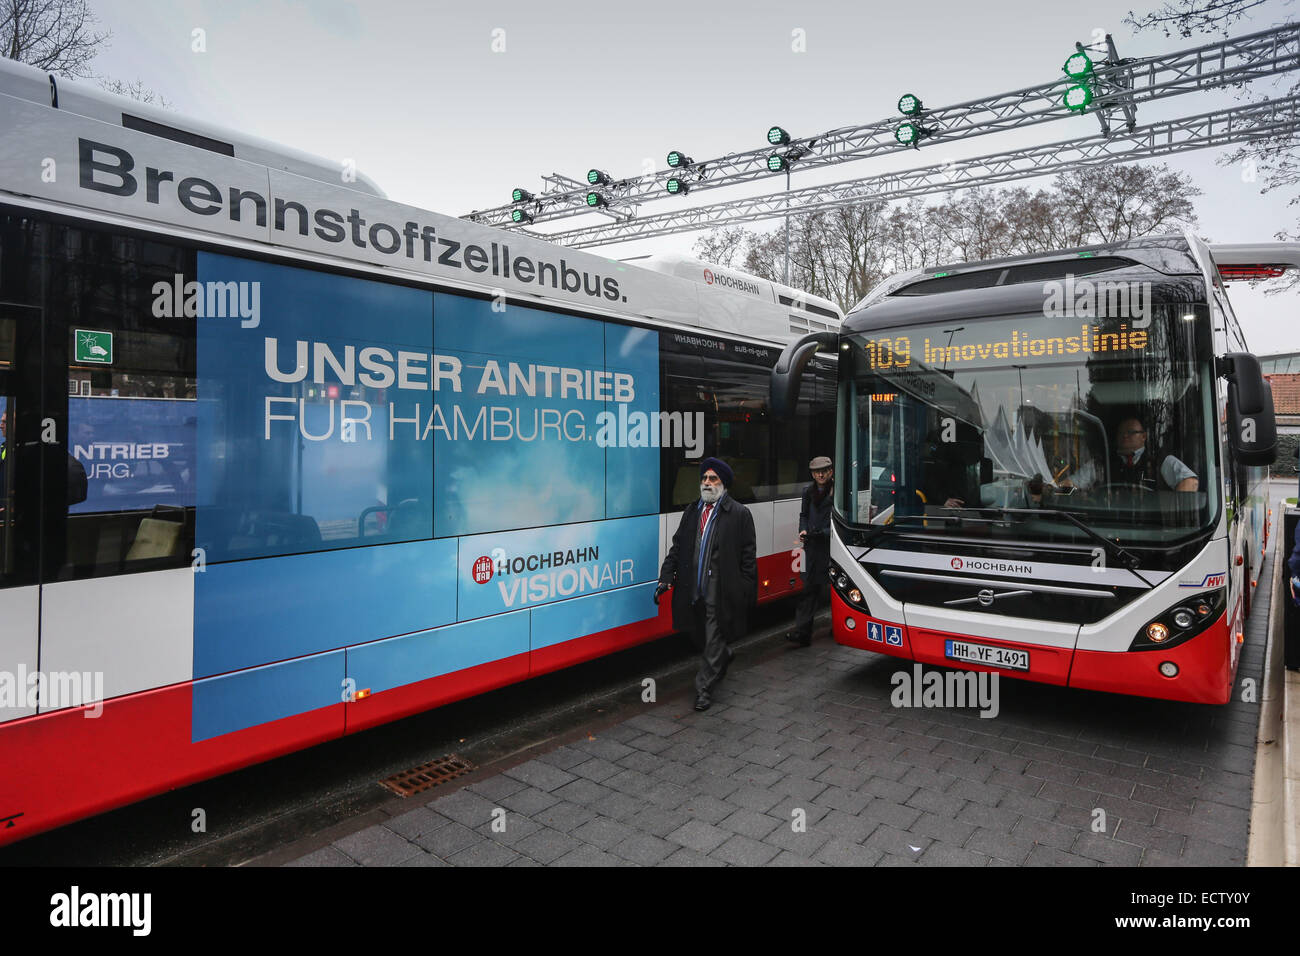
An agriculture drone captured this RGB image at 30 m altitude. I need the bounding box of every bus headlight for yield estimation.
[829,561,871,614]
[1128,589,1226,652]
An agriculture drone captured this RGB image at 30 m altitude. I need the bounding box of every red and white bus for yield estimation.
[773,234,1289,704]
[0,58,840,844]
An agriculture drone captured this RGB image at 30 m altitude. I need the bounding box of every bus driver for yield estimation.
[1061,415,1198,494]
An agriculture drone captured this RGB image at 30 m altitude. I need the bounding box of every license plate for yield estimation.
[944,639,1029,671]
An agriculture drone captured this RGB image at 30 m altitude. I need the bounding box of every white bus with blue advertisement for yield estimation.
[0,58,840,843]
[771,235,1291,707]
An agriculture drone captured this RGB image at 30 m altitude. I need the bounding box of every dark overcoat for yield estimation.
[658,494,757,642]
[798,481,833,585]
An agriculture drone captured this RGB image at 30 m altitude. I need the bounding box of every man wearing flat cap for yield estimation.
[788,455,833,647]
[655,457,757,711]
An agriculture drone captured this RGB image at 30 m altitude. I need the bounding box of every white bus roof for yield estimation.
[623,253,842,335]
[0,57,386,198]
[0,63,828,346]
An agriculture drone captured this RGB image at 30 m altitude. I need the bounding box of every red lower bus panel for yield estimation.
[831,590,915,658]
[344,652,532,734]
[0,562,805,845]
[1068,613,1233,704]
[352,561,801,732]
[757,551,802,601]
[530,602,674,678]
[0,687,342,847]
[832,591,1069,685]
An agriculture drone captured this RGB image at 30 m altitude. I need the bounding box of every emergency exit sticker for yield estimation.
[75,329,113,365]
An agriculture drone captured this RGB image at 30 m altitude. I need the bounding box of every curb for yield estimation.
[1249,502,1296,866]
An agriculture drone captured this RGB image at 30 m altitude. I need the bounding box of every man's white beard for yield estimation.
[700,484,721,503]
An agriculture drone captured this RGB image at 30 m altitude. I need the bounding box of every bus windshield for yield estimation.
[837,301,1220,548]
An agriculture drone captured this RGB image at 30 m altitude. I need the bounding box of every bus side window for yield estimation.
[48,225,198,580]
[660,339,775,507]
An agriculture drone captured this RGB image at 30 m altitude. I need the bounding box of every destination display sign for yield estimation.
[858,323,1152,372]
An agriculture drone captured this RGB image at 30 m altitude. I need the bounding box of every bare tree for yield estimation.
[1053,163,1201,243]
[691,226,751,269]
[1127,0,1298,290]
[1124,0,1285,37]
[97,74,170,108]
[690,160,1203,311]
[882,199,949,273]
[929,188,1017,262]
[0,0,108,77]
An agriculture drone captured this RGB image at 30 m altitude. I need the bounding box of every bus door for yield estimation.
[0,303,43,721]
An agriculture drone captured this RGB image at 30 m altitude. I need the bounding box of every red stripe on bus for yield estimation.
[0,689,341,847]
[0,565,807,845]
[1068,613,1233,705]
[831,590,913,657]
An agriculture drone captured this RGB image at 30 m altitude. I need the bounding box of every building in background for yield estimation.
[1263,352,1300,475]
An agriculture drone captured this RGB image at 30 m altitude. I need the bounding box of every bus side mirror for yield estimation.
[771,332,837,419]
[1219,352,1277,467]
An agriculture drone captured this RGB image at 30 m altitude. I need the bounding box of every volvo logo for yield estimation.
[945,587,1034,608]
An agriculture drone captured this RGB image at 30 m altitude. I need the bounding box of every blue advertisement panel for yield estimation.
[195,253,434,563]
[68,398,196,513]
[187,252,671,732]
[432,294,661,537]
[603,323,661,519]
[194,257,663,564]
[456,515,659,621]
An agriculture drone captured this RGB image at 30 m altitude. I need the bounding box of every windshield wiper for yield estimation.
[994,507,1142,571]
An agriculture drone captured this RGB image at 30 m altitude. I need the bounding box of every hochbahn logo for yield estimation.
[949,557,1033,575]
[473,545,636,608]
[491,547,600,578]
[702,269,762,296]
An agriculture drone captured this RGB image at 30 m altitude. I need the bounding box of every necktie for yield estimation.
[1126,454,1133,466]
[697,503,715,595]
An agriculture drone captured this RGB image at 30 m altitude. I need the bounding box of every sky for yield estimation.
[82,0,1300,353]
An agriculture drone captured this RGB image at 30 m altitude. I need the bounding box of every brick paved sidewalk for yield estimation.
[277,533,1271,869]
[281,591,1264,867]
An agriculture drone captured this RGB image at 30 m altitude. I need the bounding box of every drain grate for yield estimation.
[380,754,476,797]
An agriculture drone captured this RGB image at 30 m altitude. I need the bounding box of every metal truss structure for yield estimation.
[551,95,1300,248]
[462,23,1300,246]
